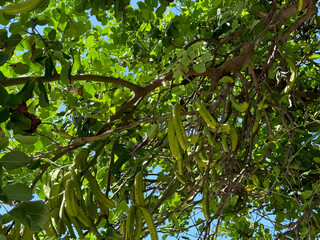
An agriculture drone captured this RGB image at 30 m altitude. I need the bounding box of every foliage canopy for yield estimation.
[0,0,319,239]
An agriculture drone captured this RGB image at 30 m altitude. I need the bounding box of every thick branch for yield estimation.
[293,90,320,100]
[97,93,142,134]
[279,0,316,44]
[142,72,174,94]
[97,72,174,133]
[1,74,143,93]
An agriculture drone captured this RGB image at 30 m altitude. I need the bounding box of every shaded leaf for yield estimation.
[10,62,29,75]
[2,183,33,201]
[48,29,56,41]
[8,34,22,46]
[0,188,8,203]
[0,51,8,66]
[272,166,280,176]
[300,190,313,200]
[193,63,206,74]
[18,79,35,102]
[0,137,9,150]
[38,79,49,107]
[9,22,22,34]
[8,201,48,232]
[112,144,131,174]
[0,151,31,170]
[0,71,6,81]
[10,113,32,131]
[44,58,54,77]
[14,134,38,144]
[0,105,10,123]
[273,193,284,204]
[200,52,212,62]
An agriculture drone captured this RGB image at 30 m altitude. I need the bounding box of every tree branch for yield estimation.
[1,74,143,93]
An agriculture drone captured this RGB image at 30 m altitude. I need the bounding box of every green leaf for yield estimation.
[0,151,31,170]
[0,51,8,66]
[0,137,9,150]
[30,49,43,63]
[245,184,256,192]
[309,54,320,60]
[14,134,38,145]
[2,183,33,201]
[38,79,49,107]
[92,58,103,73]
[0,71,6,81]
[10,113,32,131]
[52,51,65,63]
[188,41,204,51]
[48,29,56,41]
[0,188,8,203]
[213,0,222,6]
[200,52,212,62]
[61,62,71,85]
[9,22,22,34]
[300,190,313,200]
[263,178,270,189]
[71,49,81,72]
[10,62,30,75]
[272,166,280,176]
[112,144,131,174]
[44,58,54,77]
[8,201,48,232]
[97,166,108,179]
[193,64,206,74]
[219,76,234,83]
[251,175,260,186]
[84,82,96,99]
[34,15,51,26]
[0,105,10,123]
[6,94,20,107]
[273,193,284,204]
[18,79,35,102]
[7,34,22,46]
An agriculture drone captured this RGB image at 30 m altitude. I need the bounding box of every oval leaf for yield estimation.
[0,84,8,105]
[10,113,32,131]
[0,51,8,66]
[0,106,10,123]
[38,79,49,107]
[0,137,9,150]
[44,58,54,77]
[8,201,48,232]
[2,183,33,201]
[10,62,29,75]
[251,174,260,186]
[200,52,212,62]
[14,134,38,145]
[112,144,130,174]
[0,151,31,170]
[61,62,71,85]
[193,64,206,74]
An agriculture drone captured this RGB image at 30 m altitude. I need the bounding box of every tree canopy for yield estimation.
[0,0,320,239]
